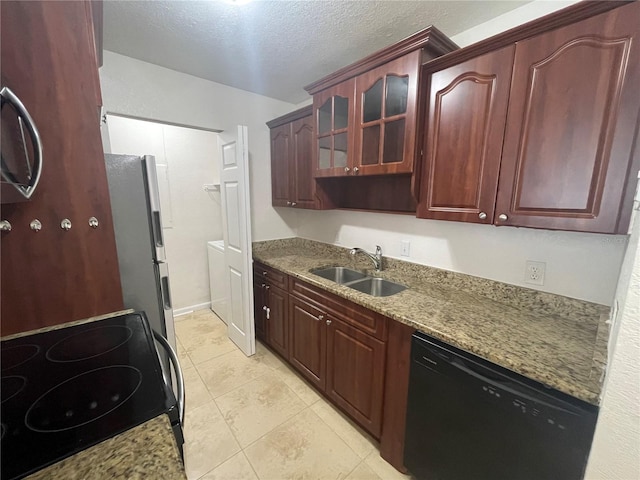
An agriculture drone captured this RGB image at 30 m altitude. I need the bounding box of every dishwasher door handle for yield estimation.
[449,357,578,415]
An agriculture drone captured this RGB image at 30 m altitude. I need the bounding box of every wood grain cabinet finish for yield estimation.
[418,2,640,233]
[253,262,288,357]
[353,51,421,176]
[289,295,327,391]
[268,107,319,209]
[313,80,357,178]
[417,46,515,223]
[0,1,123,335]
[496,2,640,233]
[326,316,386,437]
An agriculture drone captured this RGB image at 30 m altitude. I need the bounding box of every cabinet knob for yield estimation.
[287,201,291,206]
[261,283,266,288]
[0,220,11,232]
[326,318,332,326]
[265,285,270,290]
[318,314,324,320]
[498,214,508,221]
[263,271,267,276]
[30,219,42,231]
[478,212,487,220]
[344,167,350,173]
[262,305,268,311]
[60,219,72,231]
[291,202,297,206]
[353,167,359,174]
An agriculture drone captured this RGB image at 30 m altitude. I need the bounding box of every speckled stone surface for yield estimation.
[253,238,610,406]
[25,414,185,479]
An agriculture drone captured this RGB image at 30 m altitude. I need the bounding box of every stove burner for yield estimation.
[25,366,142,433]
[1,376,27,403]
[46,325,133,362]
[1,344,40,371]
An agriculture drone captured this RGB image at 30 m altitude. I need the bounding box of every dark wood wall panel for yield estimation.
[1,1,123,335]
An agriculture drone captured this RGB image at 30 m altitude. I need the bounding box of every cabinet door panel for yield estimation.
[326,317,386,438]
[354,51,420,175]
[267,285,289,359]
[253,275,267,343]
[291,115,317,208]
[289,296,326,390]
[496,2,640,233]
[313,80,356,178]
[270,124,290,207]
[417,46,515,223]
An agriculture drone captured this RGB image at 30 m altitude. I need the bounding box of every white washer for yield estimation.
[207,240,228,324]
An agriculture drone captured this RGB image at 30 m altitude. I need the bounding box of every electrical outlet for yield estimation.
[401,240,411,257]
[525,261,546,286]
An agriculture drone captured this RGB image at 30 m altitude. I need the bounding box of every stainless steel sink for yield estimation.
[310,266,368,284]
[346,277,407,297]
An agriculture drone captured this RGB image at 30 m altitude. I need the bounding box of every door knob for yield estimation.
[498,214,508,221]
[478,212,487,220]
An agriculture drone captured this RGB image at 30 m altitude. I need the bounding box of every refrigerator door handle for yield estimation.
[143,155,166,262]
[161,273,172,310]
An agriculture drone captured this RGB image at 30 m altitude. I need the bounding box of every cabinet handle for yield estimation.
[353,167,359,174]
[326,318,332,326]
[478,212,487,220]
[344,167,350,173]
[262,305,268,311]
[498,214,508,221]
[291,202,297,206]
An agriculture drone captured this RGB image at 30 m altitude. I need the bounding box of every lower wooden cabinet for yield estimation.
[252,261,413,471]
[253,262,289,358]
[326,316,386,437]
[289,295,327,391]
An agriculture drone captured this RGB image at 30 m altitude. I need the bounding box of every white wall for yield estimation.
[586,205,640,479]
[99,51,299,242]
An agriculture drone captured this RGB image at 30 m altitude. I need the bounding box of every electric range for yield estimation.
[0,312,181,480]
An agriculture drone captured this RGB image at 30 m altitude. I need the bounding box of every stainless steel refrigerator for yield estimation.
[104,154,176,357]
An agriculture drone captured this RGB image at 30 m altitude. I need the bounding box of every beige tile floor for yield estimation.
[175,309,413,480]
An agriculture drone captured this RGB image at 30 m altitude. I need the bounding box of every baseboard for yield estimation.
[173,302,212,318]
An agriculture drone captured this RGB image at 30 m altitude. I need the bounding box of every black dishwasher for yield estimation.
[404,332,599,480]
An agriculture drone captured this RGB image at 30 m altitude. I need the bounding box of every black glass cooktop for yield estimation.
[1,313,169,480]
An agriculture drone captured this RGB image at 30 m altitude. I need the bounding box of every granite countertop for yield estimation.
[26,414,186,480]
[253,238,611,405]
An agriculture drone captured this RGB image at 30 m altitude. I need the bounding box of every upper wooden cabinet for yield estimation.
[313,80,356,177]
[267,106,321,209]
[306,27,458,179]
[353,52,420,176]
[417,46,515,222]
[418,1,640,234]
[496,3,640,233]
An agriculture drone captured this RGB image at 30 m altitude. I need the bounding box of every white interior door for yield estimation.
[219,125,255,356]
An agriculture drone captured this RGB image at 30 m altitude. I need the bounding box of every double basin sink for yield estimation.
[310,266,406,297]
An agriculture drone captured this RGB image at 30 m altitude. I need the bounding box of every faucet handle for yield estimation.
[375,245,382,254]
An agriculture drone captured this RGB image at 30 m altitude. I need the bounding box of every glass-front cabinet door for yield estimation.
[313,79,355,177]
[354,51,420,175]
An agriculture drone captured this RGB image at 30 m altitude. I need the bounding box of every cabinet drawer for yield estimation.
[290,277,387,340]
[253,261,287,290]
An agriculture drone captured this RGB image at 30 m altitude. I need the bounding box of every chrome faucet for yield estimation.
[350,245,383,272]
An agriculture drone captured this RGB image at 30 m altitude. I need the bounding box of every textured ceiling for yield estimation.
[103,0,529,104]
